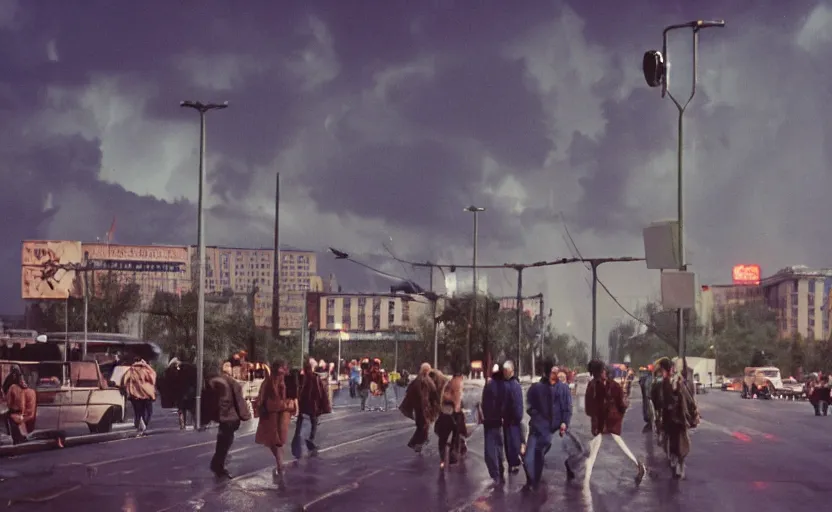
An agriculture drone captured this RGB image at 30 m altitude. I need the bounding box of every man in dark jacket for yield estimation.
[638,366,654,432]
[479,364,507,485]
[523,359,572,491]
[207,365,252,479]
[292,359,332,458]
[502,360,524,474]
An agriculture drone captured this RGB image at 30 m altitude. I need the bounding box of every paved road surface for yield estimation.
[0,386,829,511]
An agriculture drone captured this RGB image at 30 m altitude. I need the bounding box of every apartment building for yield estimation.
[195,245,323,330]
[307,292,428,335]
[760,266,832,341]
[699,266,832,341]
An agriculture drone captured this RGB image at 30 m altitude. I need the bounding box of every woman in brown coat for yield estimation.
[255,360,298,483]
[583,360,645,490]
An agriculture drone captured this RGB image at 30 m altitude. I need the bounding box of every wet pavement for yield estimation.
[0,386,829,511]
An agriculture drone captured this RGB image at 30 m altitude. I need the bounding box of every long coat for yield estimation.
[255,377,297,447]
[585,378,628,436]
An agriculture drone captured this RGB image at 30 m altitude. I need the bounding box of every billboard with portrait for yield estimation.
[21,240,83,299]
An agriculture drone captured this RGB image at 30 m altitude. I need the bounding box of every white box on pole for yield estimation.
[661,270,696,309]
[643,221,681,270]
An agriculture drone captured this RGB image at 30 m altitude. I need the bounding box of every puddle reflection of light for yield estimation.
[763,434,776,441]
[731,432,752,442]
[752,481,769,490]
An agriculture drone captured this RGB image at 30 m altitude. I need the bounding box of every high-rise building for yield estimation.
[195,245,323,329]
[699,266,832,341]
[306,292,428,341]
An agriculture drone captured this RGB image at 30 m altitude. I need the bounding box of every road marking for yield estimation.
[154,425,412,512]
[79,412,366,469]
[301,468,384,511]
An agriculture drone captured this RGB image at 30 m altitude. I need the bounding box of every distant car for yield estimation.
[775,377,806,400]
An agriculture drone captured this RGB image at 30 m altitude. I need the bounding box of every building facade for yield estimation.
[759,266,832,341]
[699,266,832,341]
[307,292,428,335]
[193,246,323,330]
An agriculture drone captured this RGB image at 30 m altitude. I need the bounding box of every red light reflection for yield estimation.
[732,432,752,442]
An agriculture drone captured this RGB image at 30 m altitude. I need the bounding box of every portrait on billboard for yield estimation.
[732,264,761,285]
[21,241,83,299]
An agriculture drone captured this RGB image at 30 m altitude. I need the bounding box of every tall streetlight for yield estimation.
[643,20,724,370]
[180,100,228,431]
[464,205,485,368]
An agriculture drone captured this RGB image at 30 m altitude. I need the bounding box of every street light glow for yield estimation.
[464,205,486,213]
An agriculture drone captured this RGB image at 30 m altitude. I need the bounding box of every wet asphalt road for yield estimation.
[0,386,830,511]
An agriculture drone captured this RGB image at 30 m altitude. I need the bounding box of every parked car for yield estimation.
[741,366,783,399]
[1,360,125,438]
[775,377,806,400]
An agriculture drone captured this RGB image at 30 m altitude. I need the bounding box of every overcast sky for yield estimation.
[2,0,830,352]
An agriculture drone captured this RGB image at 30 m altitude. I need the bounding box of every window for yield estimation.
[372,298,381,330]
[388,300,396,326]
[793,280,799,293]
[343,298,351,323]
[402,301,410,325]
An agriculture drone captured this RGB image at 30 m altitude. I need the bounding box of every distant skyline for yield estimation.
[2,0,832,356]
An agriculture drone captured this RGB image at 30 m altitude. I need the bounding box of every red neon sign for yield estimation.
[732,264,761,285]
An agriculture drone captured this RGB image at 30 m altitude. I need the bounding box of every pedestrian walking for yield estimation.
[349,360,360,399]
[164,358,197,430]
[523,359,572,491]
[2,366,35,445]
[583,360,646,490]
[205,364,252,478]
[435,368,465,469]
[501,360,524,474]
[292,358,332,459]
[255,359,298,487]
[479,364,507,485]
[638,365,655,433]
[657,357,700,479]
[121,357,157,436]
[400,363,442,453]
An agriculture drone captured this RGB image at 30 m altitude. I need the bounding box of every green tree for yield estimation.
[29,271,141,333]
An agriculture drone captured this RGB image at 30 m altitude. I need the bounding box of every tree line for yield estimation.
[26,276,589,375]
[607,300,832,378]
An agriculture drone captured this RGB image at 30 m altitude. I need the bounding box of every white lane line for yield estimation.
[81,412,367,469]
[154,425,413,512]
[301,468,385,511]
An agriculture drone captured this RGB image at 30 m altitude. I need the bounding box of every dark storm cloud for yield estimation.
[570,88,676,233]
[397,54,552,169]
[306,139,479,227]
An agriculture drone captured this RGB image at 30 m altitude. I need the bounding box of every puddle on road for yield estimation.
[6,483,82,507]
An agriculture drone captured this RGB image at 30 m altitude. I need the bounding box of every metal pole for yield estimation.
[516,268,523,378]
[82,252,89,359]
[272,172,281,340]
[64,296,69,362]
[430,266,438,368]
[591,261,599,360]
[394,331,398,372]
[433,303,439,369]
[470,212,478,367]
[195,111,207,431]
[337,332,342,378]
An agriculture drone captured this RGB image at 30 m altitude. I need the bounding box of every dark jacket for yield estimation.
[585,378,627,436]
[480,374,507,428]
[299,372,332,417]
[206,374,251,424]
[503,377,524,426]
[527,378,572,439]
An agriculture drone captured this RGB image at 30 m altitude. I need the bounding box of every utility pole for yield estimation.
[506,264,544,377]
[429,265,438,369]
[82,251,89,359]
[272,172,281,342]
[585,257,645,360]
[180,100,228,432]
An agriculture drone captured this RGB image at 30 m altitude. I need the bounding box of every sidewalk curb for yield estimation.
[0,425,199,458]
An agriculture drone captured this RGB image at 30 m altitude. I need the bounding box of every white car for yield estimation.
[1,360,125,437]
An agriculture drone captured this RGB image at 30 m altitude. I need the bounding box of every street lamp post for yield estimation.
[180,100,228,431]
[643,20,725,370]
[464,206,485,369]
